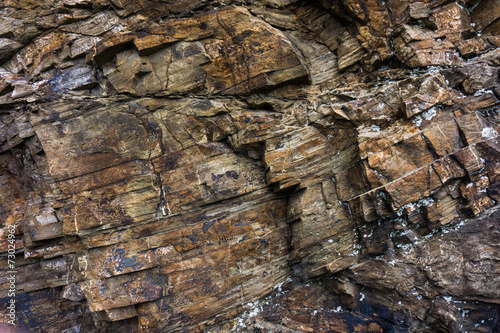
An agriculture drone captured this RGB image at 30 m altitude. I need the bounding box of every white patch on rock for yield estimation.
[397,197,434,216]
[422,107,437,120]
[482,127,498,139]
[413,115,422,126]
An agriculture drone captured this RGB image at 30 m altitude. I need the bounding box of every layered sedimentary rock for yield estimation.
[0,0,499,332]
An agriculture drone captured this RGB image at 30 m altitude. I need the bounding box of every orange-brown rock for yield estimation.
[90,6,309,96]
[471,0,500,33]
[0,0,499,332]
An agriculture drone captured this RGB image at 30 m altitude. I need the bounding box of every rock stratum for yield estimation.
[0,0,499,332]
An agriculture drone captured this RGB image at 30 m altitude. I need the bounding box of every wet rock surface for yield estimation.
[0,0,499,332]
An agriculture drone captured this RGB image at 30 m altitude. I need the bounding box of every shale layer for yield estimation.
[0,0,499,332]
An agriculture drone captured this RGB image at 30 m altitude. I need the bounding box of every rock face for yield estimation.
[0,0,499,332]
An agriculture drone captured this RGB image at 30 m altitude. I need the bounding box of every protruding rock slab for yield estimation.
[90,6,309,96]
[1,1,500,332]
[80,269,163,312]
[33,107,153,181]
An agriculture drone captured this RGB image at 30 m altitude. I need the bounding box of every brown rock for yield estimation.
[422,120,463,157]
[425,193,461,227]
[471,0,500,32]
[229,110,298,150]
[409,2,431,20]
[80,269,163,312]
[154,143,267,215]
[455,111,495,145]
[2,1,500,332]
[432,155,466,183]
[284,31,339,85]
[264,127,335,191]
[385,165,442,208]
[324,81,402,126]
[287,181,359,277]
[461,63,498,94]
[432,2,472,35]
[337,33,366,70]
[295,5,346,52]
[89,6,309,96]
[0,39,23,63]
[456,36,494,58]
[453,145,485,174]
[70,36,102,58]
[358,119,419,159]
[476,137,500,183]
[34,106,154,181]
[367,134,435,183]
[60,12,120,36]
[3,31,73,78]
[393,24,465,67]
[399,73,451,118]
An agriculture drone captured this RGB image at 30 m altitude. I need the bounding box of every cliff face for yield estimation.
[0,0,499,332]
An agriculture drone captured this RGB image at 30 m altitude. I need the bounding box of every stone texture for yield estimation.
[0,39,23,64]
[92,6,309,96]
[0,0,499,332]
[393,24,464,67]
[471,0,500,33]
[398,73,451,118]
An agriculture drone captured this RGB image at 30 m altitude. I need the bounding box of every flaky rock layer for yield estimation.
[0,0,499,332]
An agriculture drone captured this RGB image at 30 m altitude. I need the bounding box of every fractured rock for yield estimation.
[1,1,500,332]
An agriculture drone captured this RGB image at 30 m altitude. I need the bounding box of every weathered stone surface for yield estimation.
[264,126,335,191]
[399,73,451,118]
[295,5,345,51]
[48,65,97,92]
[1,1,500,332]
[60,12,120,37]
[433,2,472,37]
[285,31,339,85]
[91,6,309,96]
[33,106,154,181]
[471,0,500,32]
[393,23,465,67]
[70,36,102,59]
[80,269,163,312]
[337,34,366,70]
[0,39,23,64]
[410,2,431,20]
[456,36,494,58]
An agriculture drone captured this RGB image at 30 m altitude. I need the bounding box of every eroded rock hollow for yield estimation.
[0,0,499,331]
